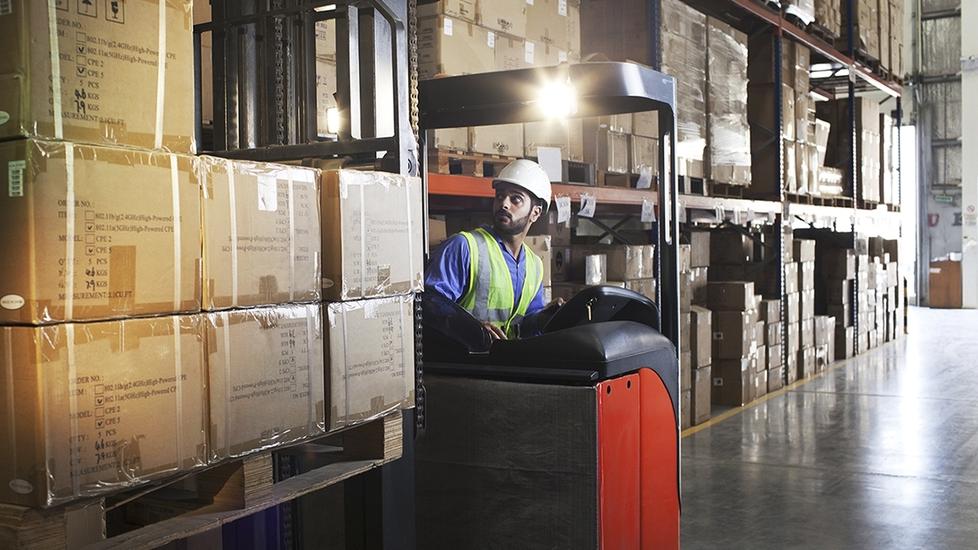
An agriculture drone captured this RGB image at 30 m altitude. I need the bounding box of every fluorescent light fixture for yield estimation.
[314,4,337,12]
[536,79,578,119]
[326,107,341,134]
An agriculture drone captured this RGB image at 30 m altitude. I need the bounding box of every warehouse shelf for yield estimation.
[681,0,902,98]
[429,172,789,220]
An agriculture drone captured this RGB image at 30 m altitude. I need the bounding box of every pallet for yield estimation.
[0,410,404,550]
[596,170,659,190]
[808,23,839,45]
[679,174,706,196]
[706,180,746,199]
[429,149,518,178]
[787,193,853,208]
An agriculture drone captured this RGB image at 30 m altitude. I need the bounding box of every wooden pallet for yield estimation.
[429,149,517,178]
[808,23,839,45]
[0,411,404,550]
[706,180,746,199]
[679,174,706,196]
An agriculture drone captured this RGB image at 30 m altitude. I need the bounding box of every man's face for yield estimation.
[492,182,542,237]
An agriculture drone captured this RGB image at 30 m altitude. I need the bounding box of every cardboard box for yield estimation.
[423,0,477,22]
[477,0,527,37]
[0,0,195,153]
[630,135,659,177]
[525,0,569,49]
[526,118,585,162]
[787,322,800,354]
[198,157,321,310]
[315,58,339,138]
[689,230,711,268]
[759,299,781,323]
[681,314,692,354]
[584,254,607,286]
[712,311,756,360]
[0,315,207,507]
[571,244,647,281]
[797,347,815,379]
[681,390,692,430]
[418,14,494,80]
[584,128,630,174]
[785,292,800,324]
[929,260,962,308]
[710,229,754,264]
[431,128,470,151]
[753,369,768,398]
[800,261,816,291]
[632,111,660,138]
[800,318,815,349]
[689,267,709,306]
[529,209,572,246]
[708,282,756,311]
[793,239,816,261]
[625,278,657,302]
[0,139,201,324]
[692,366,712,425]
[712,359,751,407]
[754,344,767,372]
[768,365,785,392]
[207,304,326,460]
[825,278,853,305]
[767,343,783,368]
[320,170,424,301]
[801,289,816,320]
[494,33,528,71]
[525,236,554,288]
[690,306,712,368]
[681,351,692,391]
[470,124,524,156]
[784,263,799,294]
[765,322,782,346]
[429,218,448,249]
[325,296,416,430]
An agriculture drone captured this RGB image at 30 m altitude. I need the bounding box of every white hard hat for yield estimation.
[493,159,552,212]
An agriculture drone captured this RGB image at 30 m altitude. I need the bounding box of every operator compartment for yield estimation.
[417,286,681,550]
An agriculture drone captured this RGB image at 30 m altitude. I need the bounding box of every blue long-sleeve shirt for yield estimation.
[425,226,546,319]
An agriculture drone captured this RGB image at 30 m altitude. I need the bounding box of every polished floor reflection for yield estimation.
[681,307,978,549]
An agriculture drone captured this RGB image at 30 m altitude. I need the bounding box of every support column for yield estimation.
[963,1,978,308]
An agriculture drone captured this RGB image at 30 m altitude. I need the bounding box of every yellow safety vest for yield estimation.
[459,227,544,339]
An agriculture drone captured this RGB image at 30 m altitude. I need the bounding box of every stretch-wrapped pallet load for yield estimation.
[320,170,424,302]
[206,304,326,460]
[843,0,881,61]
[818,97,881,203]
[0,315,208,508]
[705,18,751,187]
[0,140,201,324]
[197,157,322,310]
[813,0,842,39]
[784,0,816,26]
[0,0,196,153]
[662,0,708,179]
[889,0,904,77]
[325,295,417,430]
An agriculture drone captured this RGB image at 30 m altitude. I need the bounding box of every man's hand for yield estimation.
[546,297,566,309]
[482,321,508,341]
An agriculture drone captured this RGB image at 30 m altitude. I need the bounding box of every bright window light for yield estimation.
[536,79,578,119]
[326,107,341,134]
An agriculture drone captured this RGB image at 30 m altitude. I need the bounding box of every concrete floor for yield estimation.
[681,307,978,549]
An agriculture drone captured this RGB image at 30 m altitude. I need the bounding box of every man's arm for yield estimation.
[424,233,470,302]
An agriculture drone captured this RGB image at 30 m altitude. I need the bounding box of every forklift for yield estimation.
[416,62,682,549]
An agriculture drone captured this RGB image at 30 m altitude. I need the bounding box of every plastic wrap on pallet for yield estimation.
[705,22,751,186]
[207,304,326,461]
[662,0,707,173]
[784,0,815,26]
[813,0,842,38]
[0,315,209,508]
[843,0,880,60]
[325,295,416,430]
[818,167,844,197]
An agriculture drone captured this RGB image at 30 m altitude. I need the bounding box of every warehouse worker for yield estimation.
[426,159,556,340]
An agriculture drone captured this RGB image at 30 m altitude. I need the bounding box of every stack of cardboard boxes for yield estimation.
[820,246,857,360]
[819,97,882,204]
[418,0,584,160]
[680,234,712,428]
[705,19,752,187]
[555,243,656,301]
[747,38,816,198]
[0,4,419,511]
[761,299,785,393]
[842,0,881,61]
[794,239,818,381]
[709,282,763,407]
[813,0,843,38]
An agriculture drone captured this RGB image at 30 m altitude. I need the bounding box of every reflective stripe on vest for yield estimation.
[458,228,543,338]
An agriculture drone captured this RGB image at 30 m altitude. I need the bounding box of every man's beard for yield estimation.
[493,209,531,236]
